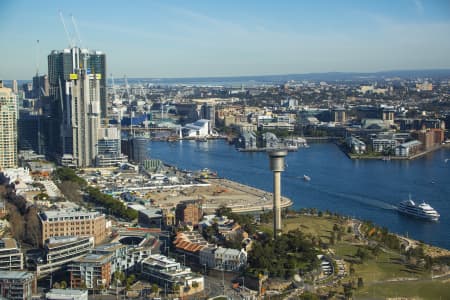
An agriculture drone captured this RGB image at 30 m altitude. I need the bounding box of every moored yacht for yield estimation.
[397,195,440,221]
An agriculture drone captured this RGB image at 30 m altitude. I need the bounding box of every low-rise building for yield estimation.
[69,253,112,290]
[36,236,94,278]
[138,208,163,228]
[173,231,210,264]
[39,209,108,246]
[45,289,88,300]
[90,243,128,276]
[0,238,23,270]
[371,138,397,153]
[214,247,247,272]
[346,136,366,154]
[182,119,211,137]
[0,271,36,300]
[175,201,202,226]
[395,140,422,157]
[141,254,204,297]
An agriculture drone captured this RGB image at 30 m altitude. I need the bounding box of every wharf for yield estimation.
[237,147,298,152]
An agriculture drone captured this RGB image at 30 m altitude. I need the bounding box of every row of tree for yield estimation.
[1,183,42,247]
[54,167,138,221]
[85,186,137,221]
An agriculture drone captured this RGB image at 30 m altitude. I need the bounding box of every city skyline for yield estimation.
[1,0,450,79]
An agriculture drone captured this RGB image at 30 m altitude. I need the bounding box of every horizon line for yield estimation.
[4,67,450,82]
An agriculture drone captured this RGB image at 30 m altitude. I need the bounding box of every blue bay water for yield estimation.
[149,140,450,249]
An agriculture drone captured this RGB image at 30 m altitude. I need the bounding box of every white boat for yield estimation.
[397,195,440,221]
[303,175,311,181]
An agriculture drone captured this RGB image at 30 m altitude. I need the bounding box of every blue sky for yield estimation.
[1,0,450,79]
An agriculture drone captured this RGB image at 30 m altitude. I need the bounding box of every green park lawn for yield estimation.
[334,243,428,283]
[355,280,450,300]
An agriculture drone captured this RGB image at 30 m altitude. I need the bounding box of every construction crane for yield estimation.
[35,39,40,76]
[59,11,74,48]
[71,14,83,48]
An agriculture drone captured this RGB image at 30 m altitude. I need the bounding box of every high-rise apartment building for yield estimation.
[0,80,18,169]
[47,48,105,167]
[32,74,49,99]
[12,80,18,94]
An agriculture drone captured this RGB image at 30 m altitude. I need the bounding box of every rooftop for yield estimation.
[0,271,34,280]
[0,238,19,249]
[40,209,102,221]
[46,289,88,297]
[76,253,112,264]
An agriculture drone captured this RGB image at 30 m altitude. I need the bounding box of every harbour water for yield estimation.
[149,140,450,249]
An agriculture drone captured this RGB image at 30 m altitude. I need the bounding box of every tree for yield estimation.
[355,247,370,262]
[53,167,86,186]
[25,206,41,247]
[300,291,319,300]
[172,283,181,294]
[343,283,353,299]
[6,203,24,241]
[329,232,336,245]
[60,281,67,289]
[151,283,159,294]
[113,271,125,286]
[126,274,136,290]
[349,263,355,276]
[215,205,232,217]
[357,277,364,289]
[59,181,83,203]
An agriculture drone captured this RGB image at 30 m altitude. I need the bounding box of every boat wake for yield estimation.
[310,186,397,211]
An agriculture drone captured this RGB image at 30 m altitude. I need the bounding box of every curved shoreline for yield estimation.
[200,178,293,213]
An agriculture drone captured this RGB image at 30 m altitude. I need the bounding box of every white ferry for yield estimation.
[397,195,440,221]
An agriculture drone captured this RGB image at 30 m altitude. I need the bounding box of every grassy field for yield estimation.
[334,243,426,282]
[258,215,449,299]
[355,280,450,299]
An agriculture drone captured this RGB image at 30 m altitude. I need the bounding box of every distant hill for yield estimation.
[5,69,450,87]
[125,69,450,86]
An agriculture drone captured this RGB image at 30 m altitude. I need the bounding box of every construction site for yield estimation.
[146,177,292,214]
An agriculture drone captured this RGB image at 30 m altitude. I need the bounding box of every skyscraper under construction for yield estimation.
[47,47,106,167]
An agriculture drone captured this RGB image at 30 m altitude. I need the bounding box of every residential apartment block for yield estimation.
[69,253,112,289]
[0,271,36,300]
[0,238,23,271]
[36,236,94,277]
[141,254,204,297]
